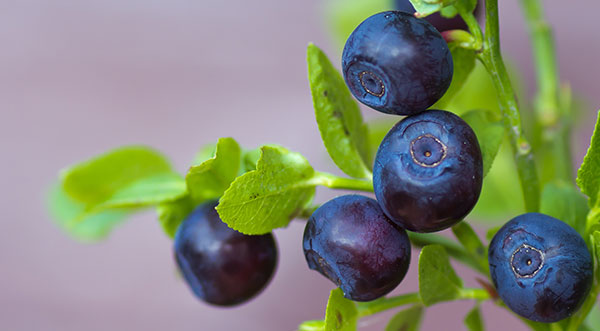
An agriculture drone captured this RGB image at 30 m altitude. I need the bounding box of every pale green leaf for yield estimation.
[433,45,476,109]
[216,145,316,234]
[577,111,600,206]
[241,147,261,173]
[464,305,484,331]
[324,288,358,331]
[97,173,187,210]
[186,137,241,202]
[410,0,455,16]
[385,305,423,331]
[452,222,487,273]
[418,245,463,306]
[156,196,196,238]
[540,181,589,236]
[298,320,325,331]
[192,143,217,165]
[307,43,372,179]
[61,146,173,205]
[461,109,504,177]
[48,184,129,242]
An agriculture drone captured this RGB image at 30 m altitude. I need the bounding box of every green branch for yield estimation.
[356,288,490,319]
[474,0,540,212]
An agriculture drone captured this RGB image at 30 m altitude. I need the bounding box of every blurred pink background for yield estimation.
[2,0,599,330]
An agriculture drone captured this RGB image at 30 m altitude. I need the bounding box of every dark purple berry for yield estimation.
[342,11,453,115]
[373,110,482,232]
[488,213,593,322]
[303,195,411,301]
[174,200,278,306]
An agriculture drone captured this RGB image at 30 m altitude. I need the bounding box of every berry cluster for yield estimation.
[304,10,483,301]
[302,9,594,324]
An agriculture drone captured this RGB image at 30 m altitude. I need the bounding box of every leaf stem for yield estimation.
[519,0,573,183]
[312,172,374,192]
[476,0,540,212]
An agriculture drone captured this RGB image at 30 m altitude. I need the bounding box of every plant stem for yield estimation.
[312,172,373,192]
[477,0,540,212]
[356,293,421,318]
[519,0,573,183]
[408,232,488,275]
[356,288,490,318]
[461,12,483,50]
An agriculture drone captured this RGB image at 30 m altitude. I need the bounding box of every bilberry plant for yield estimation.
[48,0,600,330]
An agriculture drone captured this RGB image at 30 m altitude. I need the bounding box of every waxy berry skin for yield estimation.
[342,11,453,115]
[174,201,278,307]
[488,213,593,323]
[373,110,482,232]
[303,195,411,302]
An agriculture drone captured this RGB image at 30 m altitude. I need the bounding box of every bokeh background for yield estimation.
[2,0,599,330]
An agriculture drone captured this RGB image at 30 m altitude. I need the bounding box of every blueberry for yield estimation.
[488,213,593,323]
[174,200,278,306]
[342,11,453,115]
[373,110,482,232]
[303,195,411,301]
[394,0,482,32]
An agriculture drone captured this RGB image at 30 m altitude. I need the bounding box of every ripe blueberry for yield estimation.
[174,200,278,306]
[342,11,453,115]
[394,0,482,32]
[488,213,593,323]
[373,110,482,232]
[303,195,411,301]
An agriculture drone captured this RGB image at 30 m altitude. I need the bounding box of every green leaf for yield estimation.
[461,109,505,177]
[485,225,502,241]
[440,5,458,19]
[241,147,261,173]
[464,305,484,331]
[217,145,316,234]
[156,196,196,238]
[96,173,187,210]
[452,222,487,272]
[367,118,396,161]
[186,137,241,202]
[443,62,500,116]
[577,111,600,207]
[540,181,589,236]
[324,288,358,331]
[432,42,476,109]
[419,245,463,306]
[61,146,173,206]
[385,305,423,331]
[409,0,455,16]
[454,0,477,13]
[307,43,372,179]
[192,143,217,165]
[592,231,600,280]
[584,304,600,331]
[469,139,524,221]
[298,320,325,331]
[48,183,129,242]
